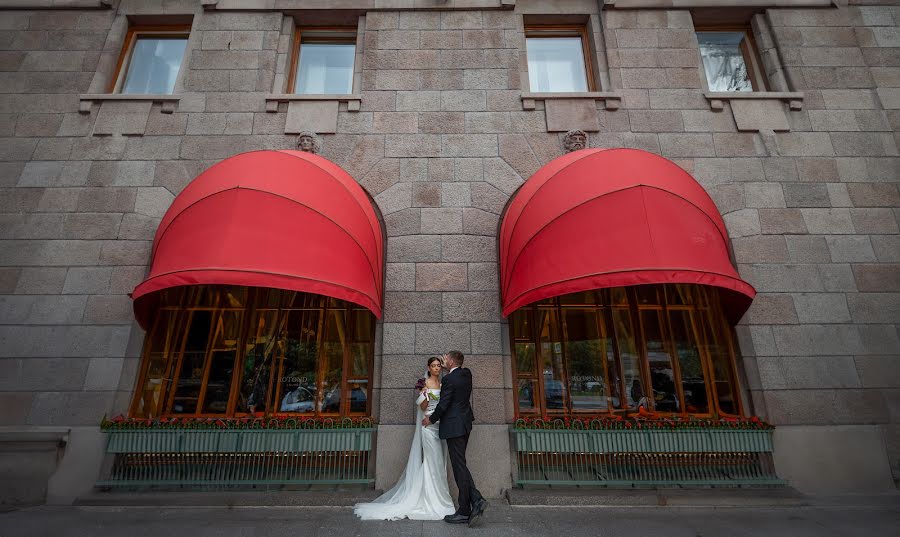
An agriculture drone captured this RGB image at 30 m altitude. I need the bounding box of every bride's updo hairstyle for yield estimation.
[426,356,441,377]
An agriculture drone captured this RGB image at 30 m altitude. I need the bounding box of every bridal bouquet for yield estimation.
[414,377,426,392]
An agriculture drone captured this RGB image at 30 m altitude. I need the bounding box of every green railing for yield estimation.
[511,427,783,487]
[98,428,375,489]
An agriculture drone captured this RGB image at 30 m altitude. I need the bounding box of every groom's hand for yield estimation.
[421,416,431,426]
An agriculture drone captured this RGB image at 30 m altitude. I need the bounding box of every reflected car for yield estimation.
[544,379,565,409]
[280,386,315,412]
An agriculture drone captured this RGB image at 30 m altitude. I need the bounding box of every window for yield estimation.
[525,26,595,93]
[509,284,744,418]
[696,29,767,92]
[130,285,375,419]
[110,26,189,94]
[289,27,356,95]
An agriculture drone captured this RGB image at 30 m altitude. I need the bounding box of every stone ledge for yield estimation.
[704,91,804,111]
[204,0,515,10]
[265,93,362,113]
[0,0,111,9]
[79,94,181,115]
[0,426,69,446]
[604,0,833,8]
[521,92,622,112]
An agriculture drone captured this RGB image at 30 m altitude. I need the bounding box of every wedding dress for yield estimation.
[353,385,456,520]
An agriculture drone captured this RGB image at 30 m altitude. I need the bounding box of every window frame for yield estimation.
[524,24,597,93]
[129,286,377,420]
[509,285,745,420]
[695,25,768,93]
[108,25,191,95]
[287,26,358,95]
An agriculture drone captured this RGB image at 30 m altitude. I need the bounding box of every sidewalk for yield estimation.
[2,494,898,537]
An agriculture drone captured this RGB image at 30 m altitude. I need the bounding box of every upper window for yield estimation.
[509,284,744,419]
[130,285,375,419]
[525,25,595,93]
[111,26,190,94]
[290,27,356,95]
[696,29,767,92]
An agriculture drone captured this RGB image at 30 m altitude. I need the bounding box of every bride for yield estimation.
[354,356,456,520]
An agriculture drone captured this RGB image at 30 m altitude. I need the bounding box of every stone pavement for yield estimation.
[2,501,899,537]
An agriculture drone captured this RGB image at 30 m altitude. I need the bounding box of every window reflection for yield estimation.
[697,31,755,92]
[122,36,187,94]
[509,285,743,418]
[526,37,589,93]
[130,286,375,419]
[295,43,355,95]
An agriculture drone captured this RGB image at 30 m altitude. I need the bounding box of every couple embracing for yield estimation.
[354,350,487,527]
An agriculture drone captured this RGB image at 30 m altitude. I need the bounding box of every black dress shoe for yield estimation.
[444,513,469,524]
[468,498,487,527]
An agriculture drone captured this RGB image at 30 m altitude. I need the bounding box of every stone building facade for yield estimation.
[0,0,897,505]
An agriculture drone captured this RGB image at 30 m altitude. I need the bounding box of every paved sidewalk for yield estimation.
[2,502,898,537]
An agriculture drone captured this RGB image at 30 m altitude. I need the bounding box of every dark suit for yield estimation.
[429,367,483,516]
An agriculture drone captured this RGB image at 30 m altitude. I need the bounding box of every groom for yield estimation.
[421,350,487,526]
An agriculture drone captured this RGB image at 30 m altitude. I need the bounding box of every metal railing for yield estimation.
[98,428,375,489]
[511,427,783,487]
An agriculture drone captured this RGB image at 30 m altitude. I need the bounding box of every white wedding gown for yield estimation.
[354,388,456,520]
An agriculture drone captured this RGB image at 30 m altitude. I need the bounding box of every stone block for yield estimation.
[375,182,412,215]
[420,208,463,234]
[412,182,440,207]
[399,158,427,183]
[396,91,440,112]
[785,236,831,263]
[659,133,715,157]
[745,293,798,324]
[384,292,441,323]
[419,112,464,134]
[859,324,900,355]
[470,182,508,215]
[871,236,900,263]
[628,110,682,133]
[62,267,112,295]
[544,98,600,133]
[109,266,146,295]
[415,322,470,354]
[730,99,790,132]
[441,90,486,112]
[18,161,90,187]
[850,208,898,234]
[463,208,499,236]
[792,293,852,323]
[773,425,894,492]
[848,293,900,324]
[465,112,510,134]
[826,235,876,263]
[441,134,497,157]
[847,183,900,208]
[386,134,441,158]
[723,208,760,238]
[743,264,823,292]
[13,268,65,294]
[758,355,859,390]
[416,263,467,292]
[386,235,441,263]
[384,263,415,292]
[373,112,417,134]
[732,236,789,263]
[744,183,785,209]
[441,235,496,262]
[772,325,864,356]
[852,264,900,292]
[361,157,399,196]
[801,208,855,234]
[99,240,151,266]
[441,182,471,207]
[28,391,116,426]
[855,356,900,389]
[468,263,498,292]
[285,100,338,134]
[382,322,415,355]
[442,291,499,322]
[470,323,502,355]
[783,183,830,208]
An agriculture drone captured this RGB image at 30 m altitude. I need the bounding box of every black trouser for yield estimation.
[446,432,482,516]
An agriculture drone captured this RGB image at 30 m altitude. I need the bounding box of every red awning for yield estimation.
[132,150,384,328]
[499,148,755,321]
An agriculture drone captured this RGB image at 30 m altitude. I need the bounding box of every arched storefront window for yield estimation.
[131,285,375,419]
[510,283,742,418]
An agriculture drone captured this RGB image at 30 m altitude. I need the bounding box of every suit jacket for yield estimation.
[429,367,475,439]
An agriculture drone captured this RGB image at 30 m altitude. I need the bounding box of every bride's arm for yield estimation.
[416,390,427,411]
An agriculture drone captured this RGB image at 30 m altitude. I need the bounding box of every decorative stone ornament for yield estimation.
[563,129,588,153]
[296,132,322,154]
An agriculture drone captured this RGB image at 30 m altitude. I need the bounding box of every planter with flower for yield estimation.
[98,415,376,488]
[510,414,781,487]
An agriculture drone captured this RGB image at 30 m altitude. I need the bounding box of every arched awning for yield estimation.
[499,148,755,322]
[132,150,384,329]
